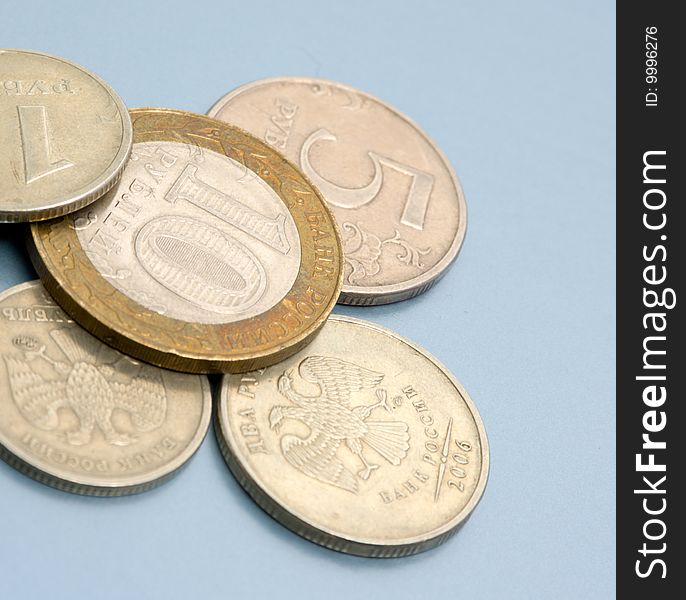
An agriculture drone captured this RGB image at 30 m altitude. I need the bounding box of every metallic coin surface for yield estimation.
[216,315,489,556]
[29,108,343,374]
[0,49,132,223]
[0,281,212,496]
[208,77,466,305]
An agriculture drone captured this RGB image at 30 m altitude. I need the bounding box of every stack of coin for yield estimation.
[29,107,343,373]
[1,49,488,557]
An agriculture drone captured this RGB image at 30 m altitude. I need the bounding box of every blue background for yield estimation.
[0,1,615,598]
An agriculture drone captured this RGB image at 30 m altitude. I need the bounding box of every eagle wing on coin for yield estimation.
[110,366,167,432]
[4,355,67,431]
[272,355,407,489]
[280,430,358,494]
[299,355,384,406]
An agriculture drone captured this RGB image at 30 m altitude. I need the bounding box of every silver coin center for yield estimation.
[74,141,301,324]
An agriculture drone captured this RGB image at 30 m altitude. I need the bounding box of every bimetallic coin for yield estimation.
[0,281,211,496]
[208,77,466,305]
[216,316,489,556]
[29,108,343,374]
[0,49,132,223]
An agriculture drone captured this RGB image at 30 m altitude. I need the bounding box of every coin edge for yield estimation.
[0,48,133,223]
[0,280,214,496]
[207,76,468,305]
[215,314,490,556]
[28,108,344,373]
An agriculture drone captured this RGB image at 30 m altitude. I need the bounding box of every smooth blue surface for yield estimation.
[0,1,615,598]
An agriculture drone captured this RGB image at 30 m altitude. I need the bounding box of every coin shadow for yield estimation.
[0,223,37,284]
[330,269,450,323]
[0,223,29,243]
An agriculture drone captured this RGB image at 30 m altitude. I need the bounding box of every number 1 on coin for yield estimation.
[17,105,74,184]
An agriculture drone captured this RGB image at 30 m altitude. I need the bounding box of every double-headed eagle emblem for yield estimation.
[268,356,410,493]
[4,327,167,446]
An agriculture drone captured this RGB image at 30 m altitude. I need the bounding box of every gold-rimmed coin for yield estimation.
[0,49,132,223]
[208,77,466,305]
[29,108,343,374]
[0,281,212,496]
[216,315,489,557]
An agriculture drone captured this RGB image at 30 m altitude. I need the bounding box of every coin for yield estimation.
[216,315,489,556]
[208,77,466,305]
[29,108,343,374]
[0,49,132,223]
[0,281,211,496]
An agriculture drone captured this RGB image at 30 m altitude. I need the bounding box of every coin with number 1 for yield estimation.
[0,49,132,222]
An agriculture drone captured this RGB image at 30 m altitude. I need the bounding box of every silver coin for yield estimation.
[0,49,132,223]
[0,281,212,495]
[216,315,489,556]
[208,77,467,305]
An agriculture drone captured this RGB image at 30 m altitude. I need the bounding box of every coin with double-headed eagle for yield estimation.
[29,108,343,373]
[0,281,212,495]
[216,315,489,556]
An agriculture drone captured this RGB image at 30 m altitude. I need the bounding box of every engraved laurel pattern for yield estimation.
[268,356,410,493]
[85,250,131,281]
[4,328,167,446]
[342,222,431,284]
[310,83,366,111]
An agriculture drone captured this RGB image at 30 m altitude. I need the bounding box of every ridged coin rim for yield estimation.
[0,49,133,223]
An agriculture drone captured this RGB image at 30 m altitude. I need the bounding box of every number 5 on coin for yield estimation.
[300,127,434,231]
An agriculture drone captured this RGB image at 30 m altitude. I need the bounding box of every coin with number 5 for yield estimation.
[209,77,467,305]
